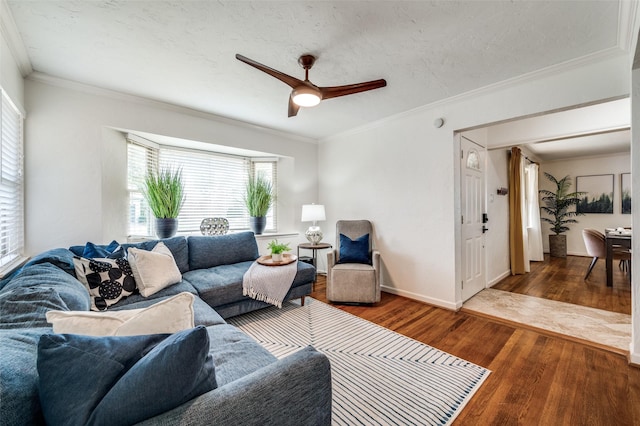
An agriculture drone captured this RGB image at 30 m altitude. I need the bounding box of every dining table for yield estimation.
[605,229,632,287]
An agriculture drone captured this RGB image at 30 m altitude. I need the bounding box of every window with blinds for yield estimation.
[0,89,24,272]
[252,160,277,231]
[127,142,158,237]
[127,139,277,237]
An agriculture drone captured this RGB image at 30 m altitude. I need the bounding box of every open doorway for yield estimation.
[458,97,631,351]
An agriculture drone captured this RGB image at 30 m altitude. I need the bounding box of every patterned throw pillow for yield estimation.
[73,257,137,311]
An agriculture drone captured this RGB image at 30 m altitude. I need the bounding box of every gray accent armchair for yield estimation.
[326,220,381,303]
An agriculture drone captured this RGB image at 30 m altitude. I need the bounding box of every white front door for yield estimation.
[461,136,486,301]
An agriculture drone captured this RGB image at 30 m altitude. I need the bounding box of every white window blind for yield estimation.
[252,160,277,231]
[127,138,278,237]
[127,141,158,237]
[0,89,24,271]
[159,147,252,233]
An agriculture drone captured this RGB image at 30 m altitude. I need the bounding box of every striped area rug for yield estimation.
[228,297,490,425]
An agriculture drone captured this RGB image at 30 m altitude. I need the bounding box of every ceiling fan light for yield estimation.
[292,87,321,107]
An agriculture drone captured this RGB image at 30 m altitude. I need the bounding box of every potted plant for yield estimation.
[141,167,185,239]
[540,172,585,258]
[243,174,273,235]
[267,239,291,262]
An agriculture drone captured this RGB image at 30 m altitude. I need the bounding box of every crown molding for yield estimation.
[322,47,629,142]
[0,0,32,77]
[27,71,317,144]
[618,0,640,52]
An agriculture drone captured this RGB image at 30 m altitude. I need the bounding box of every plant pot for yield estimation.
[271,253,283,262]
[549,234,567,258]
[155,218,178,239]
[250,216,266,235]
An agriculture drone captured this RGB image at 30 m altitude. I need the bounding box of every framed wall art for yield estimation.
[576,174,614,214]
[621,173,631,214]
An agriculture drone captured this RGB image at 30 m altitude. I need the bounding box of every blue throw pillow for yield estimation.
[82,240,122,259]
[37,326,216,426]
[338,233,370,264]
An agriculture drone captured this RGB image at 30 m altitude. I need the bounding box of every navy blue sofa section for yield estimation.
[0,231,327,426]
[68,231,315,318]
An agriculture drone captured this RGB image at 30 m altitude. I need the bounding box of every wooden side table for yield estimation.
[297,242,332,287]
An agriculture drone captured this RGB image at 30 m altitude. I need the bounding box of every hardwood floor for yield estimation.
[310,275,640,425]
[492,254,631,315]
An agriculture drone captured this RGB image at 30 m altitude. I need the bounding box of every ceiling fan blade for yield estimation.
[320,79,387,100]
[236,54,303,89]
[288,94,300,117]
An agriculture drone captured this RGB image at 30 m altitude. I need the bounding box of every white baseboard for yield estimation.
[629,344,640,366]
[381,285,459,311]
[488,270,511,287]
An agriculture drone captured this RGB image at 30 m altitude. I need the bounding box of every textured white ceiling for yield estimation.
[6,1,624,139]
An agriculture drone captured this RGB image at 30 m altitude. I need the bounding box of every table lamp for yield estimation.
[301,204,326,244]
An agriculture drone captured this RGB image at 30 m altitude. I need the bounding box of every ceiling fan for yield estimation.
[235,54,387,117]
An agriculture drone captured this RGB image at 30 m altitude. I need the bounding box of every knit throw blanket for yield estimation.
[242,260,298,308]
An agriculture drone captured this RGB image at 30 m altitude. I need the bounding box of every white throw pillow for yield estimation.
[128,241,182,297]
[46,292,195,336]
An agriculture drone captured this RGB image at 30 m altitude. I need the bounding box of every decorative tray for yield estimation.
[257,254,297,266]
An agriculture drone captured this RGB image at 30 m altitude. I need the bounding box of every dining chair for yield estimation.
[582,228,631,280]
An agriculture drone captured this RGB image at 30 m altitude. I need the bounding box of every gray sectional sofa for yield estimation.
[0,231,332,425]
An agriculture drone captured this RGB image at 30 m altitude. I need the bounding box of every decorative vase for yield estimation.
[155,218,178,239]
[305,226,323,244]
[549,234,567,258]
[250,216,266,235]
[271,253,283,262]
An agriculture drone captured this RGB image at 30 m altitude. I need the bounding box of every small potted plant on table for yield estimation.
[267,240,291,262]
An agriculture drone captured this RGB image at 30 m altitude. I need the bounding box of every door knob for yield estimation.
[482,226,488,234]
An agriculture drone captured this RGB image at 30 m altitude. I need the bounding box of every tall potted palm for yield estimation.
[243,174,273,235]
[141,167,185,239]
[539,173,585,257]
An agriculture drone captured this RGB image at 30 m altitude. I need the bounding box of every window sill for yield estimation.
[0,256,30,279]
[253,232,299,240]
[128,231,300,243]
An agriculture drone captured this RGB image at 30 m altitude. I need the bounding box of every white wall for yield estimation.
[319,53,631,310]
[24,76,318,254]
[540,153,631,256]
[1,23,24,111]
[485,148,511,285]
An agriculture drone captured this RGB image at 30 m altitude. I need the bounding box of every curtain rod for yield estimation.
[507,148,539,165]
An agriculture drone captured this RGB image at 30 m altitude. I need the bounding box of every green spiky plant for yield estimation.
[141,167,185,218]
[244,173,273,217]
[539,172,585,235]
[267,239,291,254]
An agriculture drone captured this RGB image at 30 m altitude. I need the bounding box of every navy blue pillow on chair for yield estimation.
[338,233,370,264]
[37,326,216,426]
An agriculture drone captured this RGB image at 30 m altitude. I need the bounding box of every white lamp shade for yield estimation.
[301,204,326,222]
